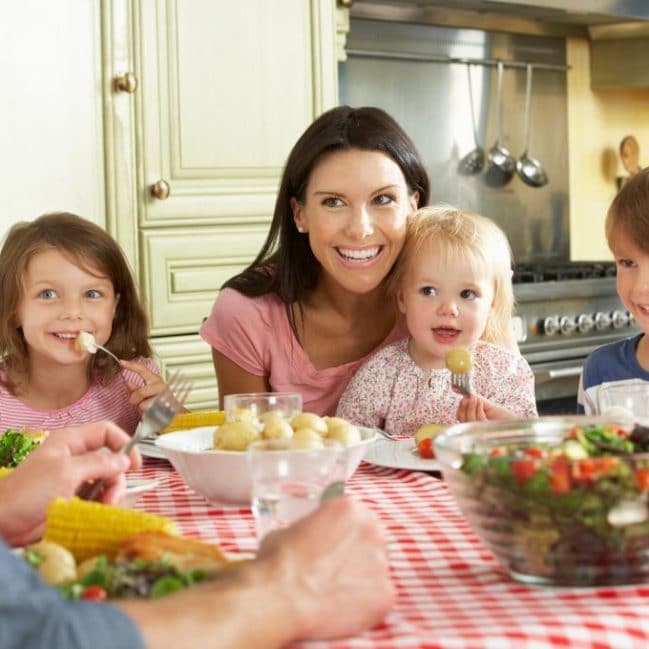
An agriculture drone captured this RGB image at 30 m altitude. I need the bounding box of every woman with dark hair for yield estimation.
[200,106,430,415]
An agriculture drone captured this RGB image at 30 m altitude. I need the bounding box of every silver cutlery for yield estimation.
[77,370,191,500]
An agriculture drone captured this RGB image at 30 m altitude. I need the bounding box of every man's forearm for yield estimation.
[118,559,301,649]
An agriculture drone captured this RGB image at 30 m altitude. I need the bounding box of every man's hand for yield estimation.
[257,497,395,640]
[0,420,141,546]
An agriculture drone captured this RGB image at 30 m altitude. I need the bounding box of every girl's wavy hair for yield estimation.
[0,212,152,393]
[224,105,430,305]
[389,204,516,349]
[606,166,649,252]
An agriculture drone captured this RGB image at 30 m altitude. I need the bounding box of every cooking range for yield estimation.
[513,261,639,415]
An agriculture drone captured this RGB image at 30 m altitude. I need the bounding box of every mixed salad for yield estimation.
[459,423,649,582]
[0,429,41,467]
[24,549,210,601]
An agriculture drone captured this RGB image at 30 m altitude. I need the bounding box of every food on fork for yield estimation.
[74,331,98,353]
[445,347,473,374]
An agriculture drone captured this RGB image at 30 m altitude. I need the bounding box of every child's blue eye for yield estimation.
[85,289,102,299]
[38,289,57,299]
[461,289,478,300]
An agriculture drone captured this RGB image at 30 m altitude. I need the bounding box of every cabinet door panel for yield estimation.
[137,0,336,226]
[142,225,268,335]
[151,334,218,411]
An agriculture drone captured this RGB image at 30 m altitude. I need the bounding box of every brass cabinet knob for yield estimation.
[113,72,138,94]
[150,179,170,200]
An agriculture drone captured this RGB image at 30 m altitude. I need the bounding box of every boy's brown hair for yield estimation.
[606,167,649,252]
[0,212,152,393]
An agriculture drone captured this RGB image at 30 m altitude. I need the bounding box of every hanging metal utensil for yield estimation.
[486,60,515,187]
[458,63,484,176]
[516,63,548,188]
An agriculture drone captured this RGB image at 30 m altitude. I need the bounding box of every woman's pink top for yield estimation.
[0,358,159,435]
[199,288,408,416]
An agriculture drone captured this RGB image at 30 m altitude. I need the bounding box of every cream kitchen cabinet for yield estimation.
[105,0,339,408]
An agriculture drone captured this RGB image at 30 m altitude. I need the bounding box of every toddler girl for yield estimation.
[337,205,537,436]
[0,212,168,434]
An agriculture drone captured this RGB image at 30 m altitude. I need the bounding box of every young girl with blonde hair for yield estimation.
[0,212,169,434]
[337,205,537,435]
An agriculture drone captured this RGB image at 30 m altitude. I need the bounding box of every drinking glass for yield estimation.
[598,383,649,418]
[224,392,302,425]
[247,438,345,543]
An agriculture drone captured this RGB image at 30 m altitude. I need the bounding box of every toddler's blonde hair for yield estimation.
[390,204,516,350]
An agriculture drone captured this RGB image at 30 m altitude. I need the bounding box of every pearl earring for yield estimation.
[296,225,305,233]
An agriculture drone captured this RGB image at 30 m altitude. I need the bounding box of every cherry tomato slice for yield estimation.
[81,585,107,601]
[417,437,435,459]
[512,458,536,485]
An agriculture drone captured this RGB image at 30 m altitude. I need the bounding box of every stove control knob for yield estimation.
[594,311,611,330]
[560,315,576,335]
[577,313,594,334]
[541,316,560,336]
[612,309,630,329]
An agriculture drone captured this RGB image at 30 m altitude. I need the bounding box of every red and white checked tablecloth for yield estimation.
[132,458,649,649]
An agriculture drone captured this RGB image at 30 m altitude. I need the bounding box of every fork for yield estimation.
[77,370,192,500]
[449,370,472,397]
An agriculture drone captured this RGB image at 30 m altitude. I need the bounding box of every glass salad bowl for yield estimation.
[433,416,649,586]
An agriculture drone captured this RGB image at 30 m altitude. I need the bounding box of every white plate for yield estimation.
[137,438,169,460]
[122,478,160,507]
[363,438,441,472]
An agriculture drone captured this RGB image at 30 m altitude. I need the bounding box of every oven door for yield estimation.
[530,358,584,415]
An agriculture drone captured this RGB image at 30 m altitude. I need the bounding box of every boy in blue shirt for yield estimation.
[578,168,649,414]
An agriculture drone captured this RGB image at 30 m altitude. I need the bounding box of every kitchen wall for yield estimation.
[567,37,649,261]
[0,1,105,236]
[340,18,569,264]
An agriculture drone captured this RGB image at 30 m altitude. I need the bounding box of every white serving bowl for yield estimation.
[155,425,378,505]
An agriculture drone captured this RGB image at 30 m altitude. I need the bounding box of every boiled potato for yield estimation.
[445,347,473,374]
[25,540,77,585]
[261,413,294,440]
[213,421,260,451]
[291,428,325,450]
[227,407,258,425]
[290,412,328,436]
[323,416,349,435]
[414,423,446,446]
[327,421,361,445]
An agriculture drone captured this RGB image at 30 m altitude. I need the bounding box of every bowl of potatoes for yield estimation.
[155,392,377,505]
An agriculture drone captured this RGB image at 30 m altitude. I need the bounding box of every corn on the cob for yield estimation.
[44,497,178,561]
[161,410,224,434]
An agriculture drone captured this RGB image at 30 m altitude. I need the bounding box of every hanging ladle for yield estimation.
[516,63,548,188]
[458,63,484,175]
[486,60,515,186]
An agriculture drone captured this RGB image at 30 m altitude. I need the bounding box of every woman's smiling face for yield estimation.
[291,148,418,295]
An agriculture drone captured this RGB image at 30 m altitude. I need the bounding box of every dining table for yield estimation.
[131,455,649,649]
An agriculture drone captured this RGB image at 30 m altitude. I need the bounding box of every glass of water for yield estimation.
[598,383,649,418]
[247,438,345,543]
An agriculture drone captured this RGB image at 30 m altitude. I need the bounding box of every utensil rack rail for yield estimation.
[346,48,570,71]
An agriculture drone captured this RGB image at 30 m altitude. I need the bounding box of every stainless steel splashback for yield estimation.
[339,19,569,263]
